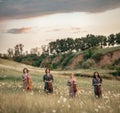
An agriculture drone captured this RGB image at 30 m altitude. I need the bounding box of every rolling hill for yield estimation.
[40,46,120,70]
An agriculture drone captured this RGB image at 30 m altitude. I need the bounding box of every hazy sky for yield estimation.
[0,0,120,53]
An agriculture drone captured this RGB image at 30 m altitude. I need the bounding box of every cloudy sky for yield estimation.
[0,0,120,53]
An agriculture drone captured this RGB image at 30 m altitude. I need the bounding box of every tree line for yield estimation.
[0,32,120,61]
[49,33,120,54]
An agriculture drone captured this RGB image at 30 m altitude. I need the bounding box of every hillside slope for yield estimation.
[40,46,120,69]
[0,58,44,77]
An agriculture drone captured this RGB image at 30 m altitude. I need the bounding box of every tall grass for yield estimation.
[0,58,120,113]
[0,75,120,113]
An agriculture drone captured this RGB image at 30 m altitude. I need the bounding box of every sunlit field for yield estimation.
[0,59,120,113]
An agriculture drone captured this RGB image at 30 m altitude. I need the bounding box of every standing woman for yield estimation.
[92,72,102,98]
[43,68,54,93]
[67,73,77,97]
[22,68,32,91]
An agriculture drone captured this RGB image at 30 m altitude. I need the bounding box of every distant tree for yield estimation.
[7,48,14,58]
[56,39,62,54]
[108,34,115,46]
[66,38,74,52]
[14,44,20,57]
[25,51,29,56]
[97,35,107,48]
[49,41,57,54]
[14,44,24,57]
[19,44,24,55]
[81,38,88,50]
[85,34,99,48]
[74,38,86,51]
[115,33,120,45]
[102,36,107,47]
[41,45,49,55]
[55,39,62,54]
[74,38,82,52]
[61,39,66,53]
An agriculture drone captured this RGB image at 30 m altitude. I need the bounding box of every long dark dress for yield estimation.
[92,77,102,98]
[43,74,54,93]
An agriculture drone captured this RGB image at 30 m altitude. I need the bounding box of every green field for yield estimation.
[0,58,120,113]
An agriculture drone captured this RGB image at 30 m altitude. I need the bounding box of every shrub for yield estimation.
[13,56,23,62]
[113,58,120,66]
[81,59,95,69]
[78,59,95,69]
[83,49,93,60]
[92,53,103,62]
[74,73,81,77]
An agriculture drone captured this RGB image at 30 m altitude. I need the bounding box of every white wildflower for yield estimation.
[23,89,25,92]
[98,105,102,109]
[2,83,5,85]
[68,104,71,108]
[60,95,63,99]
[52,109,56,113]
[95,108,99,112]
[108,91,111,94]
[57,100,60,104]
[18,85,22,88]
[103,96,109,99]
[63,97,67,103]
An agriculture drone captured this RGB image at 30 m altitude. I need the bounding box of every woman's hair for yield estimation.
[23,68,29,73]
[45,68,50,73]
[93,72,100,78]
[70,73,74,78]
[93,72,102,83]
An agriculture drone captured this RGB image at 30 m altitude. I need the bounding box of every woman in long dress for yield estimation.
[43,68,54,93]
[22,68,32,91]
[92,72,102,98]
[67,73,77,97]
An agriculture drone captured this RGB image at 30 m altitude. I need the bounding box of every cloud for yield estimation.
[69,27,88,34]
[46,28,62,33]
[7,27,31,34]
[45,27,82,33]
[0,0,120,20]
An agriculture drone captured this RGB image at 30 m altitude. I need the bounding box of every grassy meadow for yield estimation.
[0,58,120,113]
